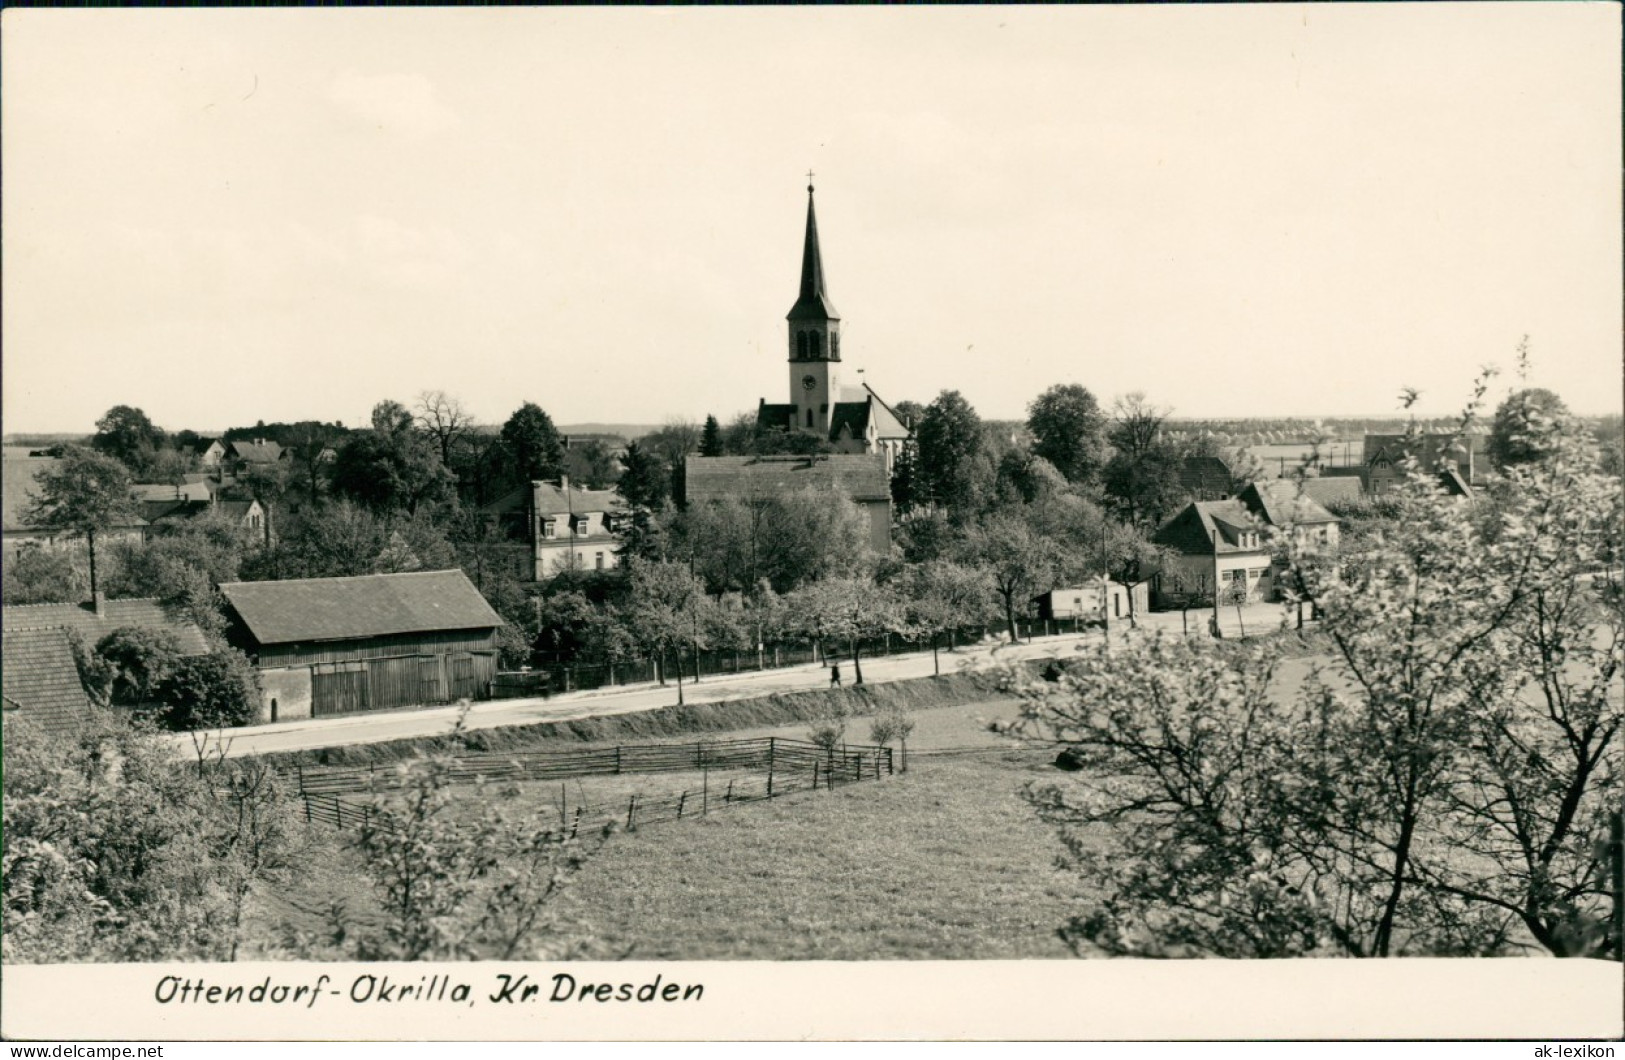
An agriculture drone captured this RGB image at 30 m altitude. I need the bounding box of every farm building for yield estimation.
[1031,580,1148,624]
[219,569,505,723]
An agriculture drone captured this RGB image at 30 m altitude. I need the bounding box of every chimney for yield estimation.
[92,591,107,617]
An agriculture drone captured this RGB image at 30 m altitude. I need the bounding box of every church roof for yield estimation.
[786,186,839,322]
[685,454,891,504]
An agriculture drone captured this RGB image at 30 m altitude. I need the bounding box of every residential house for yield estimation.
[138,496,265,539]
[133,475,218,505]
[1361,432,1486,495]
[1296,475,1363,510]
[482,477,628,581]
[226,438,286,473]
[1235,480,1342,550]
[684,453,893,554]
[2,626,95,733]
[219,569,505,722]
[195,438,228,468]
[1178,455,1235,501]
[2,456,148,555]
[1032,579,1149,625]
[1150,499,1275,609]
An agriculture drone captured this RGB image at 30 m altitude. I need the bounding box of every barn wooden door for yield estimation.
[312,667,369,716]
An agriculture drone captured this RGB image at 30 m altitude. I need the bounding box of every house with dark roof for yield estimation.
[137,496,264,539]
[226,438,286,472]
[2,595,212,656]
[684,453,893,553]
[1235,480,1342,549]
[480,476,627,581]
[218,569,505,722]
[1178,455,1235,501]
[753,183,911,471]
[1297,475,1364,510]
[3,456,148,554]
[1150,499,1275,609]
[1362,432,1486,494]
[2,626,95,733]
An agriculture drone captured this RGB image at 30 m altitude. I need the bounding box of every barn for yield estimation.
[219,569,505,723]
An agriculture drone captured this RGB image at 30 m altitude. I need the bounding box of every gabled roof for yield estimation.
[1179,455,1233,494]
[757,404,798,431]
[2,598,211,655]
[1298,476,1363,508]
[1,626,93,733]
[531,481,626,518]
[229,439,284,464]
[787,187,839,323]
[219,569,503,646]
[685,454,891,505]
[1152,500,1270,556]
[1237,480,1340,527]
[141,498,212,523]
[828,402,873,443]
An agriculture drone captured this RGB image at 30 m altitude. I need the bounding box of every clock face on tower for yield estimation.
[801,374,817,391]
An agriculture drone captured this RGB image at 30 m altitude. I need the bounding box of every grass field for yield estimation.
[257,698,1102,960]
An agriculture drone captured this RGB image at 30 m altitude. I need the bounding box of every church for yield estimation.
[754,181,910,469]
[682,182,908,554]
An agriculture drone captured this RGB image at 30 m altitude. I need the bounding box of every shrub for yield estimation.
[151,650,261,731]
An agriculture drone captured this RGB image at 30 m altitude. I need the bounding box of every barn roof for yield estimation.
[1,626,94,733]
[685,454,891,504]
[2,598,211,656]
[219,569,503,646]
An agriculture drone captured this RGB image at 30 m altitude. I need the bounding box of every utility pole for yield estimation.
[1211,523,1222,639]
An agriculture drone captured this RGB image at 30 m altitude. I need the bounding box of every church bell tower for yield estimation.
[786,180,841,435]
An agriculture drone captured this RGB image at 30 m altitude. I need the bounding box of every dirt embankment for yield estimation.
[257,666,1038,770]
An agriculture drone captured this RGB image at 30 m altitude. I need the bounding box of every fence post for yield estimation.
[677,791,687,819]
[565,667,572,692]
[767,738,775,798]
[296,763,304,794]
[726,778,734,803]
[304,794,311,824]
[336,799,343,829]
[703,768,709,816]
[626,794,637,831]
[571,806,582,839]
[813,760,820,791]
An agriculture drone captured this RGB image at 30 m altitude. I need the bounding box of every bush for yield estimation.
[95,626,185,707]
[151,650,261,731]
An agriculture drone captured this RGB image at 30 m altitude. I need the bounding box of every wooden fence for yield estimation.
[295,735,894,836]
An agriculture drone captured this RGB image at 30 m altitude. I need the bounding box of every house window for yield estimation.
[541,519,557,539]
[595,552,605,570]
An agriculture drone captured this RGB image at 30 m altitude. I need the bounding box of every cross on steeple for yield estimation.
[806,169,815,191]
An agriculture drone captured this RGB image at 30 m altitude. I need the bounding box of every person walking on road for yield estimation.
[830,663,842,687]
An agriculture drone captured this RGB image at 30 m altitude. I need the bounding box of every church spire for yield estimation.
[788,180,839,322]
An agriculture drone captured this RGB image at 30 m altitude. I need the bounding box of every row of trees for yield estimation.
[1020,392,1622,958]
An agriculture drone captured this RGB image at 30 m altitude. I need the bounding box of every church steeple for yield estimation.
[787,181,839,323]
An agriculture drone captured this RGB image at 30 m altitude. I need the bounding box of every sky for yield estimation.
[3,5,1620,436]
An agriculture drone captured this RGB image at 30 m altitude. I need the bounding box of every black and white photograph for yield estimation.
[1,4,1621,1044]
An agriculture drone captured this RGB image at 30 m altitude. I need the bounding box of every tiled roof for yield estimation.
[219,569,503,647]
[229,439,284,464]
[531,482,626,518]
[757,404,798,432]
[2,598,211,656]
[1179,456,1233,494]
[1,626,93,733]
[1152,500,1270,557]
[685,454,891,504]
[1298,477,1363,507]
[1238,480,1340,527]
[828,402,872,442]
[141,498,211,523]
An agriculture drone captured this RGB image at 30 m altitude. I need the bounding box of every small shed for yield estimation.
[219,569,504,723]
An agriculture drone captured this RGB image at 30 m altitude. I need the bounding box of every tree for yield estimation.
[331,401,456,516]
[500,402,566,485]
[91,405,166,478]
[869,705,916,772]
[283,421,346,504]
[1488,388,1569,470]
[1,545,87,605]
[641,419,703,469]
[562,438,620,490]
[242,500,387,580]
[895,559,996,675]
[994,447,1068,505]
[674,488,871,595]
[699,415,723,457]
[94,627,185,708]
[783,574,905,686]
[620,559,706,703]
[914,390,985,517]
[958,513,1062,644]
[345,743,606,961]
[415,390,476,468]
[1103,393,1186,527]
[150,651,262,731]
[23,446,139,598]
[1020,398,1622,959]
[1027,383,1109,487]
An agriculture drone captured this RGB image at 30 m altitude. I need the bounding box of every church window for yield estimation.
[806,408,813,428]
[831,333,839,358]
[796,332,808,359]
[811,331,823,358]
